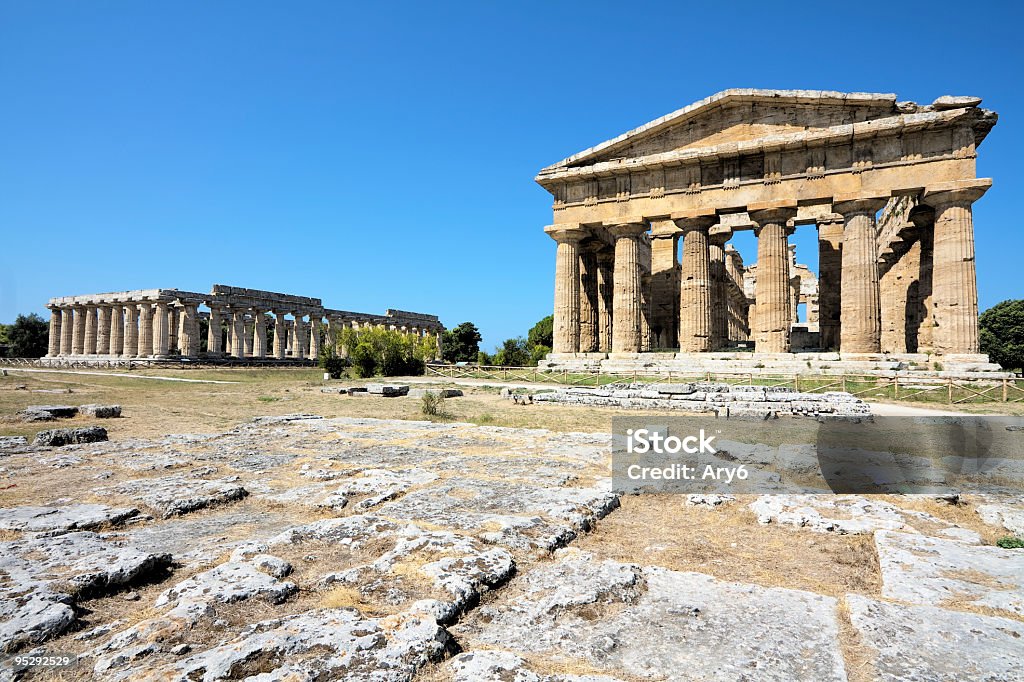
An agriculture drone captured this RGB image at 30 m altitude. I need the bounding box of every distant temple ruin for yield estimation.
[43,284,443,363]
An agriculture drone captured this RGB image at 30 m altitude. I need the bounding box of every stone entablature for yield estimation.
[538,89,997,364]
[44,284,444,362]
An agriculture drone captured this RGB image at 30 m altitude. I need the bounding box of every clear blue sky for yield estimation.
[2,1,1021,350]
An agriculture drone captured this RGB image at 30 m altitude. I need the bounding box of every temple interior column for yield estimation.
[153,301,170,357]
[168,307,179,355]
[96,305,111,356]
[125,304,140,357]
[649,221,680,350]
[924,181,988,355]
[579,244,599,352]
[546,224,587,354]
[750,208,797,353]
[676,216,715,352]
[293,314,307,359]
[109,304,124,356]
[252,311,267,359]
[47,307,61,357]
[244,317,254,357]
[83,305,98,355]
[596,250,614,353]
[908,205,935,354]
[880,238,919,354]
[274,312,287,359]
[835,198,887,353]
[207,305,223,356]
[609,221,648,353]
[817,216,844,351]
[708,230,731,350]
[181,304,199,358]
[60,307,73,355]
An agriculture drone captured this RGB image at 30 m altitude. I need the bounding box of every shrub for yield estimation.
[420,392,450,419]
[530,344,551,366]
[4,313,48,358]
[980,300,1024,371]
[996,536,1024,549]
[493,337,531,367]
[338,325,430,378]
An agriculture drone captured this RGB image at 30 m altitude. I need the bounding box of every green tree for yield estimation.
[527,315,553,349]
[6,313,49,358]
[337,325,430,377]
[442,322,482,363]
[493,337,531,367]
[980,300,1024,371]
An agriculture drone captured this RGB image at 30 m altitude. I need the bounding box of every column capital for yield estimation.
[832,194,888,217]
[923,178,992,205]
[648,218,682,238]
[908,204,936,229]
[606,221,648,239]
[708,225,733,246]
[672,214,717,233]
[815,212,845,227]
[748,206,798,229]
[544,223,588,243]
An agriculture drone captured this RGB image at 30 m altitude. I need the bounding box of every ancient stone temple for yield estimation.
[43,284,443,364]
[537,89,1002,374]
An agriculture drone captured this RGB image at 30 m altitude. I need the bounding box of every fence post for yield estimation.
[947,378,953,404]
[894,376,899,400]
[795,375,800,392]
[842,375,847,392]
[1004,378,1009,402]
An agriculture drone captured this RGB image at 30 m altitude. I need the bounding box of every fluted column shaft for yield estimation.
[138,303,154,356]
[109,305,124,355]
[167,308,178,354]
[836,199,886,353]
[579,246,599,353]
[180,304,199,358]
[596,251,614,353]
[83,306,98,355]
[274,313,287,359]
[96,306,111,355]
[293,314,307,359]
[71,306,85,354]
[677,217,716,352]
[610,222,648,353]
[124,304,139,357]
[244,318,254,357]
[207,306,223,355]
[230,310,245,359]
[817,218,844,351]
[925,184,987,355]
[909,207,935,354]
[153,301,170,357]
[547,224,587,354]
[252,311,267,358]
[709,233,730,350]
[751,208,797,353]
[47,308,61,357]
[309,318,320,360]
[59,307,73,355]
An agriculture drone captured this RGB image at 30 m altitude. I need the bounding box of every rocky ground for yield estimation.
[0,413,1022,681]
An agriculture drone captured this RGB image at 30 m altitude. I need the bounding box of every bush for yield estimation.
[338,325,432,378]
[530,344,551,366]
[317,328,351,378]
[420,392,450,419]
[980,300,1024,371]
[493,337,531,367]
[996,536,1024,549]
[4,313,48,358]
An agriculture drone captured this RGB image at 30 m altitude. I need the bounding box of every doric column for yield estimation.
[273,312,287,359]
[244,317,254,357]
[546,223,587,354]
[83,305,98,355]
[252,311,267,358]
[230,309,245,359]
[59,307,74,355]
[47,307,61,357]
[109,304,124,355]
[909,205,935,354]
[676,215,716,352]
[124,304,139,357]
[207,305,223,356]
[71,306,86,354]
[96,305,111,356]
[167,307,179,355]
[923,181,989,355]
[138,302,154,357]
[596,250,614,353]
[309,317,320,360]
[293,314,307,359]
[649,220,681,350]
[180,304,199,358]
[708,230,731,350]
[817,216,844,351]
[609,221,648,353]
[834,197,888,353]
[750,207,798,353]
[153,301,170,357]
[579,244,599,353]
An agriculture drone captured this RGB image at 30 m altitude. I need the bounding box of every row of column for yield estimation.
[47,301,201,359]
[548,182,985,356]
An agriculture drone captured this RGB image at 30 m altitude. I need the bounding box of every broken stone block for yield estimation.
[365,383,410,396]
[79,404,122,418]
[33,426,108,447]
[20,405,79,421]
[0,436,29,448]
[408,388,463,398]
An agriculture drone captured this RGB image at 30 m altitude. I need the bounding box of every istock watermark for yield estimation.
[611,415,1024,495]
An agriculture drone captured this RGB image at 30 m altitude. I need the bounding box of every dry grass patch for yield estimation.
[575,494,881,599]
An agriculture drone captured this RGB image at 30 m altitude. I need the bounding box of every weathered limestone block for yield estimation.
[19,404,78,421]
[33,426,108,446]
[109,475,248,518]
[366,383,410,396]
[79,404,122,418]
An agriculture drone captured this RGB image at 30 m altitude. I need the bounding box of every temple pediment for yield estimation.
[536,89,995,188]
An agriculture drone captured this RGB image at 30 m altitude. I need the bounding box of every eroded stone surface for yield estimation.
[108,474,249,517]
[0,503,140,534]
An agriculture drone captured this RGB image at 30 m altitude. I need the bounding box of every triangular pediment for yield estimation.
[546,89,902,173]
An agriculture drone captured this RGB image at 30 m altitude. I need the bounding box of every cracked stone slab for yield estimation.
[750,494,980,538]
[875,530,1024,616]
[376,478,619,551]
[977,503,1024,536]
[107,474,248,518]
[847,594,1024,682]
[449,650,626,682]
[0,531,171,651]
[312,468,439,511]
[457,549,847,681]
[0,504,141,534]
